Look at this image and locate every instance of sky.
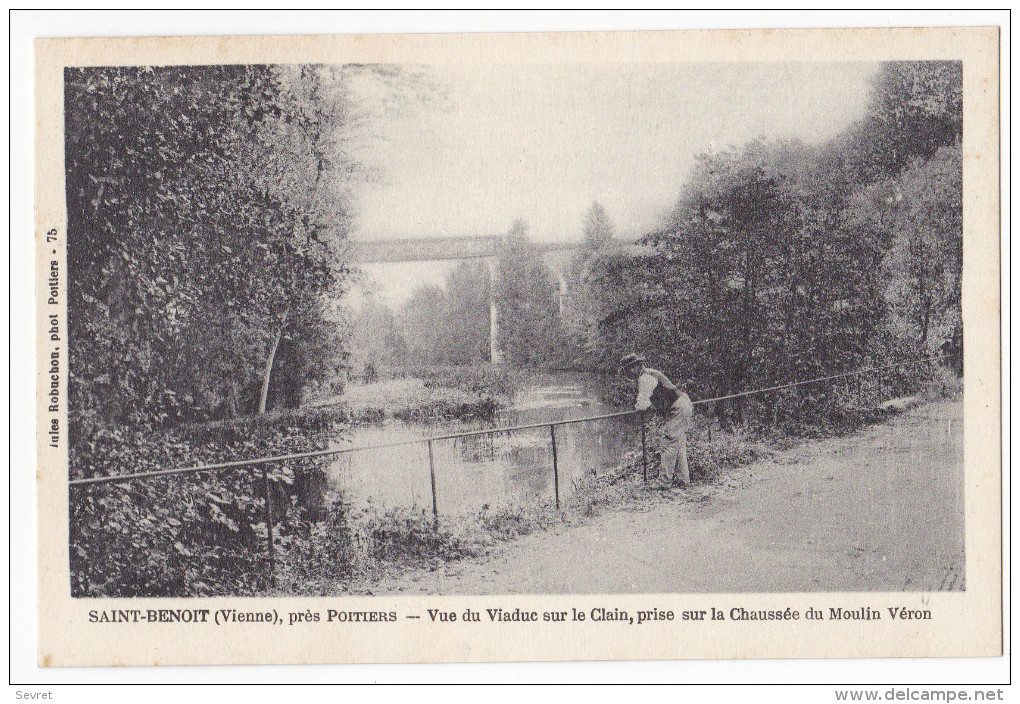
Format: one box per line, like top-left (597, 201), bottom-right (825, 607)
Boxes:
top-left (346, 62), bottom-right (879, 305)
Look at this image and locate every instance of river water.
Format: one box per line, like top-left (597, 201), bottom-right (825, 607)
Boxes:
top-left (326, 373), bottom-right (641, 515)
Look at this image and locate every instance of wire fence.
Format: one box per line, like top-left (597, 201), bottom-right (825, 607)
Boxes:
top-left (69, 354), bottom-right (948, 590)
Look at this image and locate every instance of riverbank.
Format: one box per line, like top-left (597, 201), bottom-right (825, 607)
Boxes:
top-left (297, 410), bottom-right (795, 595)
top-left (71, 363), bottom-right (959, 597)
top-left (308, 363), bottom-right (524, 424)
top-left (348, 396), bottom-right (964, 594)
top-left (70, 364), bottom-right (529, 596)
top-left (309, 379), bottom-right (959, 596)
top-left (312, 378), bottom-right (500, 424)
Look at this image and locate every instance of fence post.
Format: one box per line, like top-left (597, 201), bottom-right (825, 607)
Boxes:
top-left (427, 439), bottom-right (438, 524)
top-left (640, 415), bottom-right (648, 482)
top-left (549, 424), bottom-right (560, 510)
top-left (261, 464), bottom-right (276, 590)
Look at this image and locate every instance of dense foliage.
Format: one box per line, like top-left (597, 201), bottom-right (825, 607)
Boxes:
top-left (70, 412), bottom-right (343, 596)
top-left (66, 65), bottom-right (356, 445)
top-left (350, 261), bottom-right (491, 373)
top-left (67, 60), bottom-right (965, 597)
top-left (360, 218), bottom-right (566, 370)
top-left (569, 61), bottom-right (963, 424)
top-left (493, 220), bottom-right (565, 365)
top-left (66, 65), bottom-right (371, 595)
top-left (349, 296), bottom-right (409, 377)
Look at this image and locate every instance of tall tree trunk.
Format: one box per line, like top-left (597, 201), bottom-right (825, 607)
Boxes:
top-left (258, 312), bottom-right (288, 415)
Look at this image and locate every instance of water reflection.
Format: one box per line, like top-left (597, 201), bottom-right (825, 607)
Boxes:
top-left (327, 375), bottom-right (639, 515)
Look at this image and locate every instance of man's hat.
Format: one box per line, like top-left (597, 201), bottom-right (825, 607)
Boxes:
top-left (618, 353), bottom-right (645, 372)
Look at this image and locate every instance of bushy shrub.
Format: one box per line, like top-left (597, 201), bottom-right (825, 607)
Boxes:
top-left (69, 408), bottom-right (350, 597)
top-left (362, 509), bottom-right (474, 563)
top-left (407, 363), bottom-right (523, 399)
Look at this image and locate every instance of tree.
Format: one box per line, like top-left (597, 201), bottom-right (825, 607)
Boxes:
top-left (591, 136), bottom-right (887, 400)
top-left (443, 262), bottom-right (492, 363)
top-left (575, 61), bottom-right (963, 425)
top-left (350, 296), bottom-right (407, 376)
top-left (580, 201), bottom-right (614, 256)
top-left (252, 66), bottom-right (362, 411)
top-left (400, 285), bottom-right (448, 365)
top-left (881, 146), bottom-right (963, 352)
top-left (64, 65), bottom-right (362, 443)
top-left (564, 202), bottom-right (615, 336)
top-left (493, 220), bottom-right (564, 366)
top-left (846, 61), bottom-right (962, 180)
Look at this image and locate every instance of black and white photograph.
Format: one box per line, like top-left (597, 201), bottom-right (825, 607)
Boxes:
top-left (27, 22), bottom-right (1001, 671)
top-left (64, 58), bottom-right (966, 598)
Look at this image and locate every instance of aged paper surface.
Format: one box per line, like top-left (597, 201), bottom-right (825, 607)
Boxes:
top-left (35, 27), bottom-right (1000, 666)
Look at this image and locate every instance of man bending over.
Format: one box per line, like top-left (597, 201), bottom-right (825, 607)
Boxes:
top-left (619, 353), bottom-right (694, 487)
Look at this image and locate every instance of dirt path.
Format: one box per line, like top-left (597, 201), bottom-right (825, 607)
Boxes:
top-left (365, 398), bottom-right (964, 594)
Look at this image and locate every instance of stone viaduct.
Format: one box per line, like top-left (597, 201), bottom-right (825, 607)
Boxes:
top-left (349, 235), bottom-right (647, 363)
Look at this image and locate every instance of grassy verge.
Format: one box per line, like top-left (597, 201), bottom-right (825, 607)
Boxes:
top-left (300, 376), bottom-right (961, 595)
top-left (309, 363), bottom-right (522, 424)
top-left (74, 365), bottom-right (959, 597)
top-left (71, 364), bottom-right (521, 596)
top-left (268, 414), bottom-right (777, 595)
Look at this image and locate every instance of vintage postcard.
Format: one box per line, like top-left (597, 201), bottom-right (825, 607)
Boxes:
top-left (35, 27), bottom-right (1000, 666)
